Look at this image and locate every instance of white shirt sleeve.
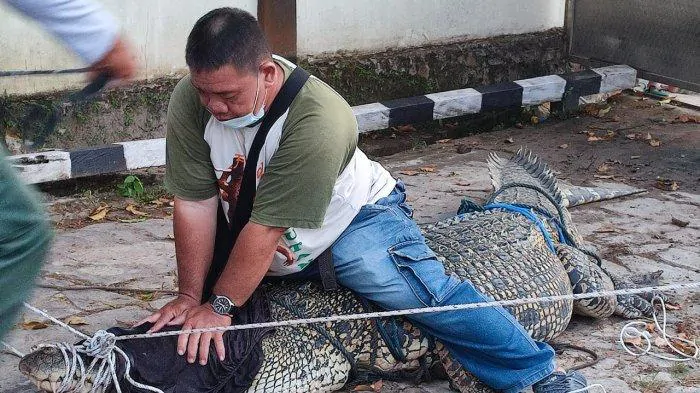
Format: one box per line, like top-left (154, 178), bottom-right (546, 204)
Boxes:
top-left (4, 0), bottom-right (119, 64)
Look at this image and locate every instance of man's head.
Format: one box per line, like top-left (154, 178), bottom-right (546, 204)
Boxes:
top-left (186, 8), bottom-right (277, 122)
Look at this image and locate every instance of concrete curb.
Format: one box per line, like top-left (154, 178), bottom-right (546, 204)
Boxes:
top-left (7, 65), bottom-right (636, 184)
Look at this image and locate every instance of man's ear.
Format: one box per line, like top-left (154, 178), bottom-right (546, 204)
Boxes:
top-left (260, 60), bottom-right (277, 86)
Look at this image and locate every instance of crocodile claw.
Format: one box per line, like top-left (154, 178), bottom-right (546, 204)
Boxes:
top-left (604, 269), bottom-right (666, 319)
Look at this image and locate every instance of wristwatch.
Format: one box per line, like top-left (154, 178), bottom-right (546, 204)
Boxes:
top-left (208, 294), bottom-right (239, 318)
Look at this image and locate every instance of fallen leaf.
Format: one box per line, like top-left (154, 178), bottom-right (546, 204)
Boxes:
top-left (654, 336), bottom-right (668, 348)
top-left (455, 182), bottom-right (472, 186)
top-left (353, 380), bottom-right (383, 392)
top-left (665, 303), bottom-right (681, 310)
top-left (21, 321), bottom-right (48, 330)
top-left (139, 292), bottom-right (155, 301)
top-left (593, 174), bottom-right (615, 179)
top-left (504, 137), bottom-right (514, 144)
top-left (631, 155), bottom-right (641, 159)
top-left (659, 97), bottom-right (672, 105)
top-left (395, 125), bottom-right (416, 133)
top-left (399, 170), bottom-right (419, 176)
top-left (64, 316), bottom-right (88, 326)
top-left (587, 136), bottom-right (603, 142)
top-left (88, 204), bottom-right (109, 221)
top-left (419, 166), bottom-right (435, 173)
top-left (674, 114), bottom-right (691, 123)
top-left (623, 336), bottom-right (642, 346)
top-left (597, 164), bottom-right (612, 173)
top-left (597, 106), bottom-right (611, 117)
top-left (126, 204), bottom-right (149, 216)
top-left (559, 144), bottom-right (568, 149)
top-left (646, 323), bottom-right (656, 333)
top-left (436, 139), bottom-right (452, 144)
top-left (671, 218), bottom-right (689, 227)
top-left (644, 133), bottom-right (653, 140)
top-left (672, 114), bottom-right (699, 123)
top-left (649, 139), bottom-right (661, 147)
top-left (594, 225), bottom-right (619, 233)
top-left (656, 178), bottom-right (679, 191)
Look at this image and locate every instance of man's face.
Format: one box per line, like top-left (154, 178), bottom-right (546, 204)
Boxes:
top-left (190, 64), bottom-right (261, 122)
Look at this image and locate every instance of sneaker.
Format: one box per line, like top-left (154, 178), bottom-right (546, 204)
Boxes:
top-left (532, 370), bottom-right (588, 393)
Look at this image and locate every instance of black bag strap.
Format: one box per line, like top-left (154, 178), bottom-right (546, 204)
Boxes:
top-left (230, 66), bottom-right (310, 239)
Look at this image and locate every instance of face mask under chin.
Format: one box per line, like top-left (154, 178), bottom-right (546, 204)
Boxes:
top-left (219, 73), bottom-right (267, 129)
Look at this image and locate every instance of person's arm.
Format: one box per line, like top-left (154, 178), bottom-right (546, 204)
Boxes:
top-left (139, 196), bottom-right (219, 333)
top-left (4, 0), bottom-right (136, 79)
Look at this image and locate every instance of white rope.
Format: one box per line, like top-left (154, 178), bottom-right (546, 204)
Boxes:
top-left (16, 281), bottom-right (700, 393)
top-left (34, 331), bottom-right (163, 393)
top-left (21, 304), bottom-right (162, 393)
top-left (1, 340), bottom-right (25, 357)
top-left (103, 281), bottom-right (700, 341)
top-left (620, 295), bottom-right (699, 362)
top-left (571, 384), bottom-right (607, 393)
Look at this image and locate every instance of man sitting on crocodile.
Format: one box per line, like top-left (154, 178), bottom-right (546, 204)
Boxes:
top-left (17, 8), bottom-right (664, 393)
top-left (144, 8), bottom-right (587, 393)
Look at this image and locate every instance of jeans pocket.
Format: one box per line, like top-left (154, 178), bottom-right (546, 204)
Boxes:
top-left (389, 240), bottom-right (459, 307)
top-left (397, 201), bottom-right (414, 218)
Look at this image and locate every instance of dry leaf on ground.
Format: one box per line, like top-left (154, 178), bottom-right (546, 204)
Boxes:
top-left (64, 316), bottom-right (89, 326)
top-left (559, 144), bottom-right (568, 149)
top-left (654, 336), bottom-right (668, 348)
top-left (597, 164), bottom-right (612, 173)
top-left (126, 204), bottom-right (149, 216)
top-left (21, 321), bottom-right (49, 330)
top-left (419, 166), bottom-right (435, 173)
top-left (399, 170), bottom-right (419, 176)
top-left (395, 125), bottom-right (416, 133)
top-left (672, 114), bottom-right (699, 123)
top-left (623, 336), bottom-right (642, 346)
top-left (437, 139), bottom-right (452, 144)
top-left (649, 139), bottom-right (661, 147)
top-left (656, 179), bottom-right (680, 191)
top-left (353, 380), bottom-right (383, 392)
top-left (88, 204), bottom-right (109, 221)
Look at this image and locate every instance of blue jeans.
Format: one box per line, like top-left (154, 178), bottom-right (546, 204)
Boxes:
top-left (331, 181), bottom-right (555, 393)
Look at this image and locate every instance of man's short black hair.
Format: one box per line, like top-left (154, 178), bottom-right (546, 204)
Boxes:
top-left (186, 8), bottom-right (271, 73)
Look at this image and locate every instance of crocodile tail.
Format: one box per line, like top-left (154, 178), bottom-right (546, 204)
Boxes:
top-left (559, 184), bottom-right (647, 207)
top-left (487, 147), bottom-right (566, 209)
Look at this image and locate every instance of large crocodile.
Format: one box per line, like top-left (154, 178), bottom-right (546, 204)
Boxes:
top-left (18, 150), bottom-right (659, 393)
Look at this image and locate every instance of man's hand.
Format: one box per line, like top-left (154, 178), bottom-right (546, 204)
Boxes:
top-left (177, 304), bottom-right (231, 365)
top-left (89, 36), bottom-right (138, 81)
top-left (135, 294), bottom-right (199, 333)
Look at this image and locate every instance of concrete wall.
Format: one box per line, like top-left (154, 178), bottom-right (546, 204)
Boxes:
top-left (297, 0), bottom-right (565, 55)
top-left (0, 0), bottom-right (565, 95)
top-left (0, 0), bottom-right (256, 95)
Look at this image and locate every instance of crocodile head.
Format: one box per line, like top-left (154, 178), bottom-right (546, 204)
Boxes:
top-left (19, 346), bottom-right (106, 393)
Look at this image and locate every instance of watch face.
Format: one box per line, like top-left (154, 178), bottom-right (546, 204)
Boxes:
top-left (212, 296), bottom-right (231, 315)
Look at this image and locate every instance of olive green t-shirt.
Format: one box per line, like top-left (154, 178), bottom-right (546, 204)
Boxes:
top-left (164, 58), bottom-right (357, 229)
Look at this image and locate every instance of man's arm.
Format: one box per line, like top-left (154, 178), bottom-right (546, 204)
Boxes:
top-left (212, 222), bottom-right (286, 306)
top-left (4, 0), bottom-right (136, 79)
top-left (174, 221), bottom-right (285, 365)
top-left (139, 196), bottom-right (218, 333)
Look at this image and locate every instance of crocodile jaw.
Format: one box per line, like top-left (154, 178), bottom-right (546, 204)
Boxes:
top-left (18, 346), bottom-right (103, 393)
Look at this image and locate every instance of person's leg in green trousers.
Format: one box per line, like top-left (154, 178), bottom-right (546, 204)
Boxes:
top-left (0, 150), bottom-right (52, 338)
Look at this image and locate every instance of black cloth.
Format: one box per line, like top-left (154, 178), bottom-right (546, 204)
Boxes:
top-left (109, 289), bottom-right (272, 393)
